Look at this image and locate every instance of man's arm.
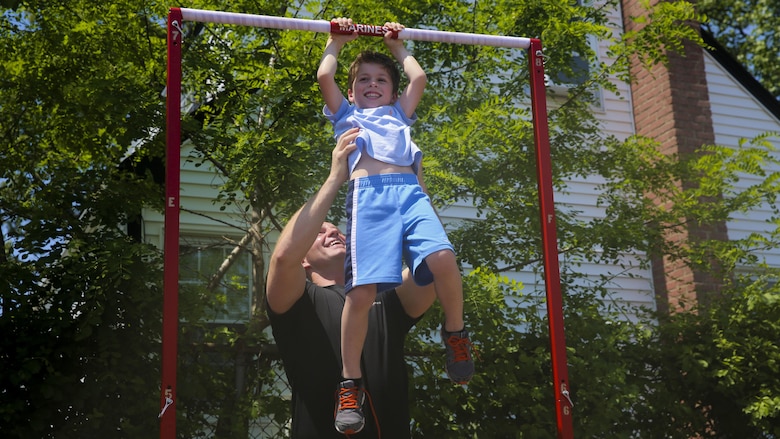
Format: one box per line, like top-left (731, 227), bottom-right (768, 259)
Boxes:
top-left (383, 22), bottom-right (427, 119)
top-left (266, 128), bottom-right (358, 314)
top-left (317, 17), bottom-right (357, 114)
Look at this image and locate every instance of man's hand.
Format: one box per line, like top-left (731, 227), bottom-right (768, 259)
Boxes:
top-left (330, 127), bottom-right (359, 184)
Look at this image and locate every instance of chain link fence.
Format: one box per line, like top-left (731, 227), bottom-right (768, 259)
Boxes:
top-left (177, 331), bottom-right (295, 439)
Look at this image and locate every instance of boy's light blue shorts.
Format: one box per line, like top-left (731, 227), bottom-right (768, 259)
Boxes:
top-left (344, 173), bottom-right (454, 293)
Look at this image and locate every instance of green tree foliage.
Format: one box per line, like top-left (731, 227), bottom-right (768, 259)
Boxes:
top-left (2, 0), bottom-right (779, 437)
top-left (699, 0), bottom-right (780, 99)
top-left (650, 135), bottom-right (780, 437)
top-left (410, 131), bottom-right (780, 436)
top-left (1, 0), bottom-right (168, 437)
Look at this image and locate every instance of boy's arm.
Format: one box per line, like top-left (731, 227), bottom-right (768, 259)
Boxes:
top-left (317, 17), bottom-right (357, 114)
top-left (384, 22), bottom-right (427, 119)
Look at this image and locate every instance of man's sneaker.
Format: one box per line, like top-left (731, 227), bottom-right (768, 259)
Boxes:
top-left (334, 379), bottom-right (365, 434)
top-left (442, 327), bottom-right (475, 384)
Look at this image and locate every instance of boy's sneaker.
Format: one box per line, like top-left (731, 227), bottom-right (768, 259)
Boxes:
top-left (334, 379), bottom-right (365, 434)
top-left (442, 327), bottom-right (475, 384)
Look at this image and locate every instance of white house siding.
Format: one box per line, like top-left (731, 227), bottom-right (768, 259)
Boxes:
top-left (142, 145), bottom-right (251, 248)
top-left (444, 3), bottom-right (657, 318)
top-left (704, 52), bottom-right (780, 268)
top-left (533, 1), bottom-right (655, 317)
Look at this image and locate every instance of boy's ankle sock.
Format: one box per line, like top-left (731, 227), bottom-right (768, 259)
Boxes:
top-left (342, 377), bottom-right (362, 387)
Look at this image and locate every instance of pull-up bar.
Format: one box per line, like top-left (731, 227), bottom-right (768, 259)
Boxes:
top-left (163, 7), bottom-right (572, 439)
top-left (177, 8), bottom-right (532, 49)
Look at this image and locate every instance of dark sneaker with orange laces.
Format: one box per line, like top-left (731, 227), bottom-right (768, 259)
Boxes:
top-left (442, 327), bottom-right (475, 384)
top-left (334, 379), bottom-right (365, 434)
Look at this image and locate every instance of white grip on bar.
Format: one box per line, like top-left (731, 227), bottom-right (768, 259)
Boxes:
top-left (180, 8), bottom-right (331, 33)
top-left (399, 27), bottom-right (530, 48)
top-left (178, 8), bottom-right (531, 49)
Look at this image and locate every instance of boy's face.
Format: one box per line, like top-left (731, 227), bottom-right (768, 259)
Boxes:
top-left (348, 62), bottom-right (397, 109)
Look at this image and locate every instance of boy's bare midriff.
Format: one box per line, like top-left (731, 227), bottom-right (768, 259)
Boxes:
top-left (350, 154), bottom-right (415, 179)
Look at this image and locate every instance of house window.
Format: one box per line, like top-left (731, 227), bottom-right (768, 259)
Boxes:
top-left (546, 0), bottom-right (597, 92)
top-left (544, 33), bottom-right (603, 110)
top-left (552, 51), bottom-right (590, 87)
top-left (180, 239), bottom-right (253, 323)
top-left (545, 32), bottom-right (596, 91)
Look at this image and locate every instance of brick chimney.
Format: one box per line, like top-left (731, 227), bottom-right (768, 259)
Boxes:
top-left (620, 0), bottom-right (726, 314)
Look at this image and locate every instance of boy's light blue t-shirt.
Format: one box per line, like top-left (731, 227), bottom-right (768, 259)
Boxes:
top-left (324, 98), bottom-right (423, 174)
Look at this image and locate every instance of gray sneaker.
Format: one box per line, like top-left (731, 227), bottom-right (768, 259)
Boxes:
top-left (442, 327), bottom-right (475, 384)
top-left (334, 380), bottom-right (365, 434)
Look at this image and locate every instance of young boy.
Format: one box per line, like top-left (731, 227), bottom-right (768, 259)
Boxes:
top-left (317, 18), bottom-right (475, 435)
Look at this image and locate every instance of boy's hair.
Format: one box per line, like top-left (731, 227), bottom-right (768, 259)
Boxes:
top-left (347, 51), bottom-right (401, 95)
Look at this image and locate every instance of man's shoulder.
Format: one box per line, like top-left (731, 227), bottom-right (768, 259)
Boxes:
top-left (306, 280), bottom-right (345, 293)
top-left (305, 281), bottom-right (347, 304)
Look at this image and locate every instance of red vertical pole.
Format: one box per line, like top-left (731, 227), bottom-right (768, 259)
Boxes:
top-left (161, 7), bottom-right (183, 439)
top-left (527, 39), bottom-right (574, 439)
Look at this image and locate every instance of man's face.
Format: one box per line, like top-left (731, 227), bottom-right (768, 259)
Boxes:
top-left (348, 63), bottom-right (397, 109)
top-left (303, 222), bottom-right (346, 269)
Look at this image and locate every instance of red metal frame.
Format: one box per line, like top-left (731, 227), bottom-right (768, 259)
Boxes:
top-left (163, 9), bottom-right (572, 439)
top-left (528, 39), bottom-right (574, 438)
top-left (161, 7), bottom-right (183, 439)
